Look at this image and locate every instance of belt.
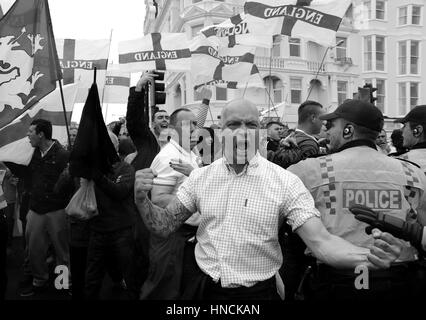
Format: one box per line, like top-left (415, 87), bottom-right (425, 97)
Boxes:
top-left (206, 276), bottom-right (276, 294)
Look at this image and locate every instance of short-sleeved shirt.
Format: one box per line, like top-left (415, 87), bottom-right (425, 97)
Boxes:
top-left (150, 139), bottom-right (201, 226)
top-left (177, 153), bottom-right (320, 288)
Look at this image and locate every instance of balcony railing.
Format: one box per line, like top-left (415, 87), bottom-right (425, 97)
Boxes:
top-left (255, 56), bottom-right (327, 73)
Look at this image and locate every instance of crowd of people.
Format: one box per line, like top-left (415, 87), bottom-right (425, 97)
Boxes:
top-left (1, 70), bottom-right (426, 301)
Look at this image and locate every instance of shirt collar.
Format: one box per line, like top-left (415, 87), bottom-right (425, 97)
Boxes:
top-left (40, 141), bottom-right (56, 158)
top-left (295, 128), bottom-right (318, 142)
top-left (168, 138), bottom-right (199, 164)
top-left (336, 139), bottom-right (377, 153)
top-left (222, 152), bottom-right (261, 176)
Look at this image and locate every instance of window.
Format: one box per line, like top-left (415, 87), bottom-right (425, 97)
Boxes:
top-left (336, 37), bottom-right (347, 60)
top-left (363, 35), bottom-right (385, 71)
top-left (364, 1), bottom-right (372, 19)
top-left (398, 83), bottom-right (406, 115)
top-left (412, 6), bottom-right (421, 25)
top-left (398, 82), bottom-right (420, 114)
top-left (290, 78), bottom-right (302, 104)
top-left (191, 24), bottom-right (204, 37)
top-left (376, 0), bottom-right (385, 20)
top-left (364, 36), bottom-right (373, 71)
top-left (410, 41), bottom-right (419, 74)
top-left (216, 87), bottom-right (227, 101)
top-left (398, 40), bottom-right (419, 75)
top-left (289, 38), bottom-right (301, 57)
top-left (410, 82), bottom-right (419, 108)
top-left (264, 76), bottom-right (283, 104)
top-left (398, 6), bottom-right (408, 25)
top-left (375, 36), bottom-right (385, 71)
top-left (376, 79), bottom-right (385, 112)
top-left (337, 81), bottom-right (348, 106)
top-left (272, 41), bottom-right (281, 57)
top-left (398, 41), bottom-right (407, 74)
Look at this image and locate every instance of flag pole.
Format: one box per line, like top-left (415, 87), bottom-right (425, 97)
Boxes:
top-left (58, 80), bottom-right (71, 148)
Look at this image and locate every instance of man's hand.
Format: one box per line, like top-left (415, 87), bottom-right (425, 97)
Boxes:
top-left (169, 158), bottom-right (194, 177)
top-left (367, 228), bottom-right (402, 269)
top-left (135, 71), bottom-right (157, 92)
top-left (280, 132), bottom-right (298, 148)
top-left (349, 204), bottom-right (424, 250)
top-left (135, 168), bottom-right (157, 202)
top-left (198, 86), bottom-right (212, 100)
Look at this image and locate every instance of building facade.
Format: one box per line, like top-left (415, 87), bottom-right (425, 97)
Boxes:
top-left (144, 0), bottom-right (425, 129)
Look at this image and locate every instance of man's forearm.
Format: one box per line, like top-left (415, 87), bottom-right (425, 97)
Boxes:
top-left (315, 234), bottom-right (371, 269)
top-left (135, 196), bottom-right (192, 238)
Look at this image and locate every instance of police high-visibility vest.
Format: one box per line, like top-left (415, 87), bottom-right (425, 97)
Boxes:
top-left (288, 145), bottom-right (426, 248)
top-left (397, 148), bottom-right (426, 176)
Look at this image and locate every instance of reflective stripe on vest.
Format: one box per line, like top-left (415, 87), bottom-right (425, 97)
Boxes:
top-left (319, 156), bottom-right (337, 215)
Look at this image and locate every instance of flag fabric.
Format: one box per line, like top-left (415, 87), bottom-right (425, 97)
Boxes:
top-left (241, 0), bottom-right (351, 47)
top-left (0, 83), bottom-right (78, 165)
top-left (55, 38), bottom-right (110, 103)
top-left (69, 83), bottom-right (119, 179)
top-left (118, 33), bottom-right (191, 72)
top-left (0, 0), bottom-right (62, 130)
top-left (103, 68), bottom-right (131, 104)
top-left (200, 13), bottom-right (273, 48)
top-left (190, 36), bottom-right (264, 90)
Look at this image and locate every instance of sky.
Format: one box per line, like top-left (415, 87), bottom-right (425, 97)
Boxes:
top-left (0, 0), bottom-right (146, 123)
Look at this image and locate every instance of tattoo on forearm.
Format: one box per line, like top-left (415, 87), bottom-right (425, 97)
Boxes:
top-left (137, 197), bottom-right (192, 236)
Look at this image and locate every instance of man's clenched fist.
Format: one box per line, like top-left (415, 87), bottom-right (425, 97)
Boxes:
top-left (134, 168), bottom-right (157, 202)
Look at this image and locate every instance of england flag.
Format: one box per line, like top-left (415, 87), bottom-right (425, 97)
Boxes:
top-left (118, 33), bottom-right (192, 72)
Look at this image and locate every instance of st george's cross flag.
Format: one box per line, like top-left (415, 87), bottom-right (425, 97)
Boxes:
top-left (190, 36), bottom-right (263, 90)
top-left (118, 33), bottom-right (191, 72)
top-left (0, 0), bottom-right (62, 130)
top-left (241, 0), bottom-right (352, 47)
top-left (55, 38), bottom-right (110, 103)
top-left (103, 68), bottom-right (131, 104)
top-left (200, 13), bottom-right (273, 49)
top-left (0, 83), bottom-right (78, 165)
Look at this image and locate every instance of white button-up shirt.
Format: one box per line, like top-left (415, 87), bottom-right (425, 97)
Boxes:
top-left (177, 153), bottom-right (320, 288)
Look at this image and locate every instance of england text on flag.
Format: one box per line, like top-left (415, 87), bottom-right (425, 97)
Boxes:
top-left (0, 83), bottom-right (78, 166)
top-left (201, 13), bottom-right (273, 49)
top-left (118, 33), bottom-right (191, 72)
top-left (0, 0), bottom-right (62, 130)
top-left (242, 0), bottom-right (351, 47)
top-left (190, 36), bottom-right (264, 90)
top-left (55, 38), bottom-right (110, 103)
top-left (103, 68), bottom-right (131, 104)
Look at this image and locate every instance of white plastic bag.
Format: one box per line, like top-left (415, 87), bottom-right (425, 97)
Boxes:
top-left (65, 178), bottom-right (98, 220)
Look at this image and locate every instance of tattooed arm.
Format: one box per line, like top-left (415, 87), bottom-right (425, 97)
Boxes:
top-left (134, 168), bottom-right (193, 237)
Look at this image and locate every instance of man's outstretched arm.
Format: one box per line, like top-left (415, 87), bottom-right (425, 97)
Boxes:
top-left (134, 168), bottom-right (193, 237)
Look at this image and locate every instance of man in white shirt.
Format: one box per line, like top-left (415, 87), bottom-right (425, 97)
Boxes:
top-left (134, 99), bottom-right (403, 300)
top-left (140, 108), bottom-right (201, 300)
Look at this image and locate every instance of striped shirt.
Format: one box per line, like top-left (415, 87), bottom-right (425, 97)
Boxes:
top-left (177, 153), bottom-right (320, 288)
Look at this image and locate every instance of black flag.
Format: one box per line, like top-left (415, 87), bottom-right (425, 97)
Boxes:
top-left (69, 83), bottom-right (119, 178)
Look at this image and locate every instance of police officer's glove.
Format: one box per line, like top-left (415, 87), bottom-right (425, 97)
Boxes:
top-left (349, 204), bottom-right (423, 251)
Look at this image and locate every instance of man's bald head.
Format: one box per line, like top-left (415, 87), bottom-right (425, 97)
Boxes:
top-left (221, 99), bottom-right (260, 128)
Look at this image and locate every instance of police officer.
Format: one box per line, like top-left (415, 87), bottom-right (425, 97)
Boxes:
top-left (395, 105), bottom-right (426, 174)
top-left (287, 99), bottom-right (426, 301)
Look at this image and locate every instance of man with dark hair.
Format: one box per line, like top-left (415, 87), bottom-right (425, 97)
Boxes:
top-left (395, 105), bottom-right (426, 173)
top-left (267, 101), bottom-right (324, 299)
top-left (268, 100), bottom-right (324, 168)
top-left (140, 107), bottom-right (200, 299)
top-left (388, 129), bottom-right (408, 157)
top-left (7, 119), bottom-right (70, 296)
top-left (266, 121), bottom-right (284, 152)
top-left (287, 100), bottom-right (426, 300)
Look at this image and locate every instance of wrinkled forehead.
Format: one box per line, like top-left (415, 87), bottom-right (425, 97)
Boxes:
top-left (154, 112), bottom-right (169, 119)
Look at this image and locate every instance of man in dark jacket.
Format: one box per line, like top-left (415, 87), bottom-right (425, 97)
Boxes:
top-left (7, 119), bottom-right (70, 296)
